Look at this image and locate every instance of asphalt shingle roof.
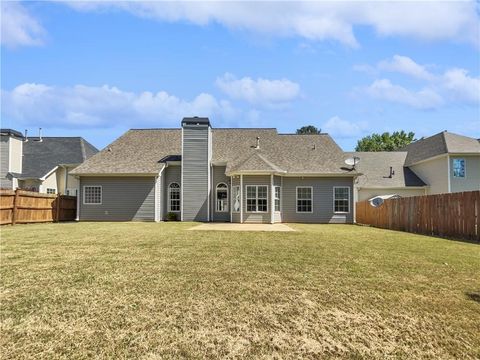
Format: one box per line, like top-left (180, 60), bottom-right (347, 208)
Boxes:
top-left (72, 128), bottom-right (355, 176)
top-left (20, 137), bottom-right (98, 179)
top-left (402, 131), bottom-right (480, 166)
top-left (348, 152), bottom-right (426, 188)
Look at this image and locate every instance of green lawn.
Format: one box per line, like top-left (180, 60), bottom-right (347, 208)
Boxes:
top-left (1, 222), bottom-right (479, 359)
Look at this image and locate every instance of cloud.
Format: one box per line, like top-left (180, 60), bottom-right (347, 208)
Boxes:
top-left (378, 55), bottom-right (434, 81)
top-left (1, 83), bottom-right (236, 128)
top-left (216, 73), bottom-right (300, 106)
top-left (357, 55), bottom-right (480, 109)
top-left (364, 79), bottom-right (444, 110)
top-left (322, 116), bottom-right (369, 138)
top-left (1, 1), bottom-right (46, 48)
top-left (61, 1), bottom-right (480, 47)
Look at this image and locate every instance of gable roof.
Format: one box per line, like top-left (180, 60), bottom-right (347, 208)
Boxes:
top-left (72, 128), bottom-right (356, 176)
top-left (402, 131), bottom-right (480, 166)
top-left (349, 152), bottom-right (426, 188)
top-left (19, 137), bottom-right (98, 179)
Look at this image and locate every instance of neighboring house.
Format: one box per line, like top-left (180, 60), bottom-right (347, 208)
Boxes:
top-left (351, 131), bottom-right (480, 201)
top-left (71, 117), bottom-right (358, 223)
top-left (349, 152), bottom-right (427, 202)
top-left (0, 129), bottom-right (98, 195)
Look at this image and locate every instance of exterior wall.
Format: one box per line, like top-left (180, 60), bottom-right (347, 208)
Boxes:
top-left (242, 175), bottom-right (272, 223)
top-left (9, 137), bottom-right (23, 174)
top-left (42, 171), bottom-right (58, 193)
top-left (18, 179), bottom-right (41, 192)
top-left (211, 165), bottom-right (230, 222)
top-left (410, 156), bottom-right (448, 195)
top-left (282, 177), bottom-right (354, 223)
top-left (79, 176), bottom-right (155, 221)
top-left (162, 165), bottom-right (181, 220)
top-left (0, 136), bottom-right (11, 188)
top-left (450, 155), bottom-right (480, 193)
top-left (182, 125), bottom-right (210, 221)
top-left (357, 187), bottom-right (426, 202)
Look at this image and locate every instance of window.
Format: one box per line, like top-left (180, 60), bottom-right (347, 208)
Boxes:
top-left (46, 188), bottom-right (56, 195)
top-left (274, 186), bottom-right (281, 212)
top-left (453, 158), bottom-right (465, 178)
top-left (232, 186), bottom-right (240, 213)
top-left (168, 183), bottom-right (181, 212)
top-left (296, 187), bottom-right (312, 213)
top-left (334, 187), bottom-right (350, 213)
top-left (246, 185), bottom-right (268, 212)
top-left (66, 188), bottom-right (78, 196)
top-left (216, 183), bottom-right (228, 212)
top-left (83, 186), bottom-right (102, 204)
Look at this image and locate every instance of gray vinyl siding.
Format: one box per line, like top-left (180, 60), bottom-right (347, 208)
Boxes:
top-left (182, 126), bottom-right (209, 221)
top-left (282, 177), bottom-right (354, 223)
top-left (162, 165), bottom-right (181, 220)
top-left (243, 175), bottom-right (271, 224)
top-left (79, 177), bottom-right (155, 221)
top-left (211, 165), bottom-right (230, 222)
top-left (0, 137), bottom-right (11, 188)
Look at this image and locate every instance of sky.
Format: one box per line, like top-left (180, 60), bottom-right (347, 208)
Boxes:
top-left (1, 1), bottom-right (479, 151)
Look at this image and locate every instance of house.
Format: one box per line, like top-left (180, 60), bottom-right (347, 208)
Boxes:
top-left (351, 131), bottom-right (480, 201)
top-left (71, 117), bottom-right (358, 223)
top-left (0, 129), bottom-right (98, 195)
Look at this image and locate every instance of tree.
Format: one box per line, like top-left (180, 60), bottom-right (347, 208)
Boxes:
top-left (296, 125), bottom-right (321, 135)
top-left (355, 131), bottom-right (416, 152)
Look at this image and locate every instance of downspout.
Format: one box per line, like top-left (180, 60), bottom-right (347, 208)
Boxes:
top-left (230, 176), bottom-right (233, 223)
top-left (447, 155), bottom-right (451, 193)
top-left (270, 174), bottom-right (274, 224)
top-left (75, 176), bottom-right (80, 221)
top-left (240, 174), bottom-right (244, 223)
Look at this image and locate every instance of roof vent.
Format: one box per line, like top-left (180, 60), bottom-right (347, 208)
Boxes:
top-left (34, 128), bottom-right (43, 142)
top-left (312, 144), bottom-right (316, 150)
top-left (24, 129), bottom-right (28, 142)
top-left (255, 136), bottom-right (260, 149)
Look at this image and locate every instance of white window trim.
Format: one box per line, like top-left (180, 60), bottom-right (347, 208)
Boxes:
top-left (452, 158), bottom-right (466, 178)
top-left (333, 186), bottom-right (350, 214)
top-left (215, 182), bottom-right (229, 213)
top-left (168, 182), bottom-right (181, 212)
top-left (232, 185), bottom-right (240, 213)
top-left (274, 185), bottom-right (281, 213)
top-left (245, 185), bottom-right (268, 213)
top-left (296, 186), bottom-right (313, 213)
top-left (83, 185), bottom-right (102, 205)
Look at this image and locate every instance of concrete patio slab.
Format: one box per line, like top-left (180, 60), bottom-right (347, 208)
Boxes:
top-left (188, 223), bottom-right (296, 232)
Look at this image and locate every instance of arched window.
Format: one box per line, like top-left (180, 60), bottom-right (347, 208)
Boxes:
top-left (168, 183), bottom-right (181, 212)
top-left (216, 183), bottom-right (228, 212)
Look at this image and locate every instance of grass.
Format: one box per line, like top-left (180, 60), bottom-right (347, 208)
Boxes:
top-left (1, 222), bottom-right (479, 359)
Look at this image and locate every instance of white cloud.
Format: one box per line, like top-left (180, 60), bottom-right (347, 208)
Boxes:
top-left (442, 68), bottom-right (480, 104)
top-left (61, 1), bottom-right (480, 47)
top-left (1, 83), bottom-right (236, 128)
top-left (322, 116), bottom-right (369, 138)
top-left (364, 79), bottom-right (444, 109)
top-left (1, 1), bottom-right (45, 47)
top-left (378, 55), bottom-right (434, 81)
top-left (357, 55), bottom-right (480, 109)
top-left (216, 73), bottom-right (300, 106)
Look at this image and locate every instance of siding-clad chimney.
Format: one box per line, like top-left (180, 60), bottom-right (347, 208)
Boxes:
top-left (181, 117), bottom-right (211, 221)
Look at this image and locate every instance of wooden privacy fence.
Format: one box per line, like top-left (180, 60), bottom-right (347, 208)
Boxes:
top-left (0, 189), bottom-right (77, 225)
top-left (356, 191), bottom-right (480, 241)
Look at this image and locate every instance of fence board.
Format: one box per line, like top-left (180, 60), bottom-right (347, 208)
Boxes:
top-left (0, 189), bottom-right (77, 225)
top-left (356, 191), bottom-right (480, 242)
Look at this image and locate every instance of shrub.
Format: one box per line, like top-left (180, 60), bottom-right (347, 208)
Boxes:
top-left (166, 212), bottom-right (177, 221)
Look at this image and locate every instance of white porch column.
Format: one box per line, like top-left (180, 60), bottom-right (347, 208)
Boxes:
top-left (240, 174), bottom-right (244, 223)
top-left (230, 176), bottom-right (233, 223)
top-left (270, 174), bottom-right (274, 224)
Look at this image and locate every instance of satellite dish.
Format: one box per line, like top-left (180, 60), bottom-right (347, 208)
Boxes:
top-left (369, 197), bottom-right (384, 208)
top-left (345, 156), bottom-right (360, 167)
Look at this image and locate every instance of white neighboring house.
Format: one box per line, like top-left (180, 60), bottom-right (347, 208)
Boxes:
top-left (0, 129), bottom-right (98, 195)
top-left (350, 131), bottom-right (480, 202)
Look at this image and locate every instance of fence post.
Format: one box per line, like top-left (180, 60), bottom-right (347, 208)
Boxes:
top-left (11, 189), bottom-right (19, 225)
top-left (55, 195), bottom-right (61, 222)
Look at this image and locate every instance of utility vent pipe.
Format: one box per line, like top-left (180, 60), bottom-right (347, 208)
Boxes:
top-left (24, 129), bottom-right (28, 142)
top-left (255, 136), bottom-right (260, 149)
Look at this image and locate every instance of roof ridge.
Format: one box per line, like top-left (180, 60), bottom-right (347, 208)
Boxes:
top-left (440, 131), bottom-right (449, 153)
top-left (79, 138), bottom-right (87, 161)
